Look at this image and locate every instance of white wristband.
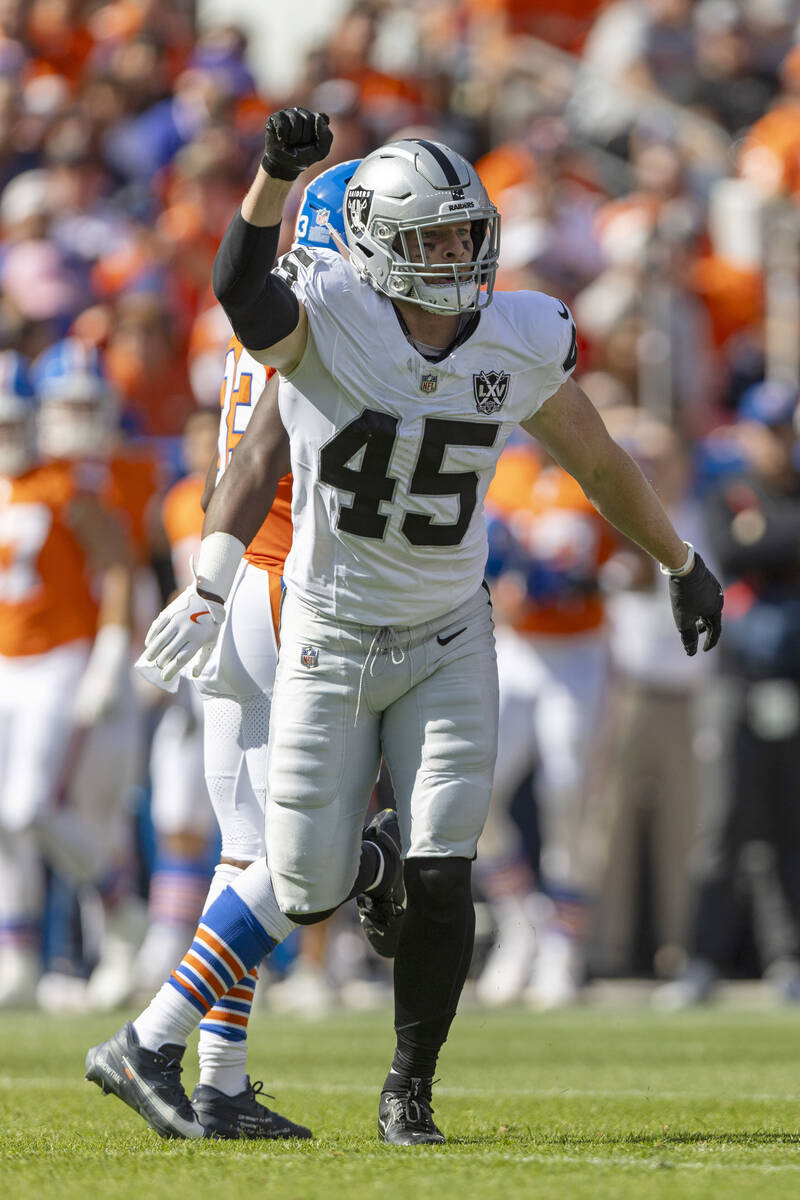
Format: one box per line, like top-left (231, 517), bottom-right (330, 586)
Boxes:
top-left (194, 531), bottom-right (246, 601)
top-left (659, 541), bottom-right (695, 577)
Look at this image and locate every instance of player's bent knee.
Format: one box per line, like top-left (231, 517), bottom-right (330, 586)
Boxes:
top-left (283, 906), bottom-right (337, 926)
top-left (404, 856), bottom-right (472, 912)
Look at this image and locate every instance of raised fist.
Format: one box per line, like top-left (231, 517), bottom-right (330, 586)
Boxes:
top-left (262, 107), bottom-right (333, 181)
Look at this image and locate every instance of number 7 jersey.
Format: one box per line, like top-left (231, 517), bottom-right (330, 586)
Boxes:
top-left (278, 248), bottom-right (577, 627)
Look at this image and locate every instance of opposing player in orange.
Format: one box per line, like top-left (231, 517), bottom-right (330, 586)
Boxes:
top-left (87, 160), bottom-right (400, 1141)
top-left (0, 350), bottom-right (135, 1007)
top-left (31, 338), bottom-right (164, 1011)
top-left (476, 435), bottom-right (617, 1009)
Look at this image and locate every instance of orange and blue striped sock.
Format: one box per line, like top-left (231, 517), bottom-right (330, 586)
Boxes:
top-left (133, 887), bottom-right (274, 1050)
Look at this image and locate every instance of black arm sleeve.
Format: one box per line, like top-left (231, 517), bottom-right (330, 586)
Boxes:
top-left (212, 211), bottom-right (300, 352)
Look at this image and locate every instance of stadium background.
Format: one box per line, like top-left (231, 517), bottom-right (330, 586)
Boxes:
top-left (2, 0), bottom-right (800, 1014)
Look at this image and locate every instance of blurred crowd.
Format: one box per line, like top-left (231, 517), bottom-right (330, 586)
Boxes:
top-left (3, 0), bottom-right (800, 1015)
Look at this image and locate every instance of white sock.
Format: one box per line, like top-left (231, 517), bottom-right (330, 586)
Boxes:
top-left (198, 1032), bottom-right (249, 1097)
top-left (133, 977), bottom-right (202, 1051)
top-left (232, 858), bottom-right (297, 943)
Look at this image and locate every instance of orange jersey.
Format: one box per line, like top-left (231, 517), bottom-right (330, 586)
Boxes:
top-left (0, 462), bottom-right (101, 657)
top-left (217, 336), bottom-right (293, 574)
top-left (105, 448), bottom-right (161, 562)
top-left (64, 448), bottom-right (161, 565)
top-left (162, 473), bottom-right (204, 588)
top-left (487, 448), bottom-right (616, 636)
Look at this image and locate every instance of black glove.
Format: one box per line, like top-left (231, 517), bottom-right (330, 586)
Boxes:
top-left (261, 107), bottom-right (332, 181)
top-left (669, 551), bottom-right (724, 656)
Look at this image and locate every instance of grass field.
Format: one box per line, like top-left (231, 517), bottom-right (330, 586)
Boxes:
top-left (3, 1002), bottom-right (800, 1199)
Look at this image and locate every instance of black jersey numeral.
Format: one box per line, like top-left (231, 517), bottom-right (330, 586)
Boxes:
top-left (402, 418), bottom-right (499, 546)
top-left (274, 246), bottom-right (314, 285)
top-left (318, 409), bottom-right (499, 547)
top-left (562, 322), bottom-right (577, 373)
top-left (319, 410), bottom-right (398, 538)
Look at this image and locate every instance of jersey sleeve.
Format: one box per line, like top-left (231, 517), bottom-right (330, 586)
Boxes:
top-left (275, 247), bottom-right (362, 379)
top-left (517, 293), bottom-right (579, 420)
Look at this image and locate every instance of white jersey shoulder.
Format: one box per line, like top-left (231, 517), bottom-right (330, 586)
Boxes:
top-left (487, 290), bottom-right (578, 415)
top-left (277, 248), bottom-right (579, 626)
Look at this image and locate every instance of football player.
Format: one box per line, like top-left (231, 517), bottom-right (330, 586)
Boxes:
top-left (476, 437), bottom-right (618, 1009)
top-left (33, 339), bottom-right (155, 1011)
top-left (93, 109), bottom-right (723, 1145)
top-left (87, 160), bottom-right (398, 1141)
top-left (0, 350), bottom-right (135, 1007)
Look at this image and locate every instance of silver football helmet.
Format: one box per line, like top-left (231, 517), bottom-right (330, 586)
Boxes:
top-left (343, 139), bottom-right (500, 314)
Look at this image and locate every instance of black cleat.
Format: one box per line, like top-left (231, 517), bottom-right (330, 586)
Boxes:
top-left (378, 1077), bottom-right (446, 1145)
top-left (85, 1020), bottom-right (203, 1139)
top-left (357, 808), bottom-right (405, 958)
top-left (191, 1077), bottom-right (313, 1140)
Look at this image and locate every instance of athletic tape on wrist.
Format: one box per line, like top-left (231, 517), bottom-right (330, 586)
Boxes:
top-left (659, 541), bottom-right (695, 577)
top-left (195, 532), bottom-right (246, 602)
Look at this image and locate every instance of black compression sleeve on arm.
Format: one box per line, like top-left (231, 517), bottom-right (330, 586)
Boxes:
top-left (212, 211), bottom-right (299, 351)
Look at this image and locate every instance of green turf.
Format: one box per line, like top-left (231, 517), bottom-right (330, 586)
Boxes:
top-left (2, 1004), bottom-right (800, 1199)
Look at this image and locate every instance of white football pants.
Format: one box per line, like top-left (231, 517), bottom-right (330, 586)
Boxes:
top-left (194, 561), bottom-right (279, 861)
top-left (265, 584), bottom-right (499, 916)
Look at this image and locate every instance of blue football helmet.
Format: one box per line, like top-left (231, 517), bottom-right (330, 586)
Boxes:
top-left (0, 350), bottom-right (37, 476)
top-left (33, 338), bottom-right (118, 460)
top-left (294, 158), bottom-right (362, 250)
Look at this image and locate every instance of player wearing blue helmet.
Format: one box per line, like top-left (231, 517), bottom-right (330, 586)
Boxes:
top-left (87, 159), bottom-right (403, 1143)
top-left (0, 349), bottom-right (139, 1010)
top-left (294, 158), bottom-right (361, 250)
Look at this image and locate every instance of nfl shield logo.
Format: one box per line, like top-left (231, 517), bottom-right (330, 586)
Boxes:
top-left (473, 370), bottom-right (511, 415)
top-left (420, 373), bottom-right (438, 394)
top-left (300, 646), bottom-right (319, 669)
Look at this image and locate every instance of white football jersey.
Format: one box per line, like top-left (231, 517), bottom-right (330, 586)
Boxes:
top-left (278, 248), bottom-right (577, 627)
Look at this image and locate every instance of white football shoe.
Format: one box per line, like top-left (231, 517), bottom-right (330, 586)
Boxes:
top-left (526, 929), bottom-right (584, 1011)
top-left (475, 896), bottom-right (538, 1008)
top-left (85, 895), bottom-right (148, 1011)
top-left (0, 946), bottom-right (40, 1008)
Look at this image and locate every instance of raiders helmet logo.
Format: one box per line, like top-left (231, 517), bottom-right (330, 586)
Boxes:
top-left (473, 370), bottom-right (510, 415)
top-left (346, 185), bottom-right (373, 237)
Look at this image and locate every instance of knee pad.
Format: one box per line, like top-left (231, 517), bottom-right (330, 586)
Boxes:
top-left (404, 856), bottom-right (472, 914)
top-left (284, 906), bottom-right (337, 926)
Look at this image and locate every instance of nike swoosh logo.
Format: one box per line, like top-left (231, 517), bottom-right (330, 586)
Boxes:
top-left (436, 626), bottom-right (467, 646)
top-left (121, 1055), bottom-right (203, 1139)
top-left (557, 301), bottom-right (569, 320)
top-left (190, 610), bottom-right (211, 624)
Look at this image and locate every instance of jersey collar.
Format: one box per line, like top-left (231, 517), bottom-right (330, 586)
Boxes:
top-left (390, 304), bottom-right (481, 364)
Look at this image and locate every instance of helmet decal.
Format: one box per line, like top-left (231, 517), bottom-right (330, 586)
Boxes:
top-left (346, 185), bottom-right (373, 238)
